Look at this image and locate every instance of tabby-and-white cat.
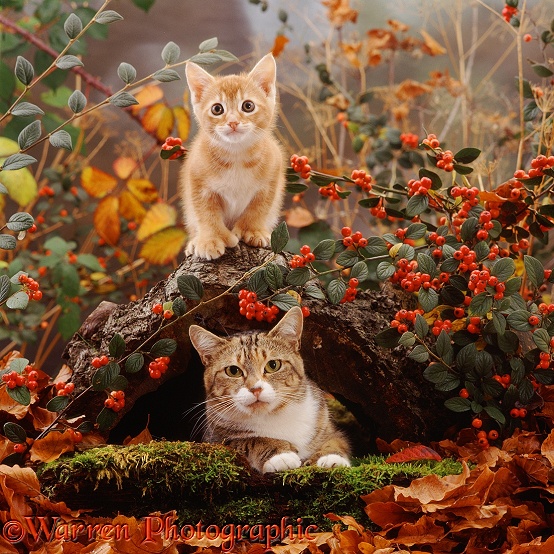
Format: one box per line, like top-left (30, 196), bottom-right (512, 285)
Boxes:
top-left (188, 306), bottom-right (351, 473)
top-left (179, 53), bottom-right (285, 261)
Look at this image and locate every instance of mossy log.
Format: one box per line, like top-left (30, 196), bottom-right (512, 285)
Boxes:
top-left (63, 243), bottom-right (457, 447)
top-left (39, 441), bottom-right (463, 529)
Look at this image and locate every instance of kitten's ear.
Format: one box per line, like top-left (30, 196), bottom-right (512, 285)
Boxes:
top-left (268, 306), bottom-right (303, 349)
top-left (189, 325), bottom-right (226, 365)
top-left (185, 62), bottom-right (215, 104)
top-left (248, 53), bottom-right (276, 99)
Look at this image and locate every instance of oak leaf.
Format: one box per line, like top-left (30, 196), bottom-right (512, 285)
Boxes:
top-left (137, 203), bottom-right (177, 241)
top-left (81, 166), bottom-right (118, 198)
top-left (94, 196), bottom-right (121, 245)
top-left (30, 430), bottom-right (75, 463)
top-left (139, 227), bottom-right (187, 265)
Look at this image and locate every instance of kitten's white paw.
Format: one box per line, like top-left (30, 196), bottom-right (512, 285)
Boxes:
top-left (316, 454), bottom-right (351, 468)
top-left (234, 228), bottom-right (270, 248)
top-left (186, 237), bottom-right (228, 260)
top-left (262, 452), bottom-right (302, 473)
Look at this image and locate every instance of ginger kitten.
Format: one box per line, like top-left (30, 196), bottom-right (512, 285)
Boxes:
top-left (180, 54), bottom-right (285, 260)
top-left (188, 307), bottom-right (351, 473)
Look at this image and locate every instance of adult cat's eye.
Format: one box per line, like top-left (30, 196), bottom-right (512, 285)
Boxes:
top-left (264, 360), bottom-right (282, 373)
top-left (224, 365), bottom-right (243, 377)
top-left (211, 103), bottom-right (224, 116)
top-left (241, 100), bottom-right (255, 113)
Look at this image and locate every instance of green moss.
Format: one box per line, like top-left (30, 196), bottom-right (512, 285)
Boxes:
top-left (39, 442), bottom-right (463, 530)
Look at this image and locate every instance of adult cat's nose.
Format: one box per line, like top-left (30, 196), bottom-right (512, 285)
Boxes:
top-left (250, 386), bottom-right (262, 399)
top-left (228, 121), bottom-right (239, 131)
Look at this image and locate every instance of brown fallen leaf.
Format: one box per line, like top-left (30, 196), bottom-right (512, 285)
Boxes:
top-left (30, 430), bottom-right (75, 463)
top-left (385, 445), bottom-right (441, 463)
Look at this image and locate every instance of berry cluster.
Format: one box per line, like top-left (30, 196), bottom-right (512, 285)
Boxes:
top-left (91, 355), bottom-right (110, 368)
top-left (350, 169), bottom-right (373, 192)
top-left (55, 381), bottom-right (75, 396)
top-left (341, 227), bottom-right (368, 248)
top-left (319, 183), bottom-right (342, 200)
top-left (475, 429), bottom-right (499, 450)
top-left (407, 176), bottom-right (432, 197)
top-left (2, 371), bottom-right (25, 389)
top-left (467, 267), bottom-right (506, 299)
top-left (290, 155), bottom-right (312, 179)
top-left (449, 186), bottom-right (481, 238)
top-left (104, 390), bottom-right (125, 412)
top-left (390, 308), bottom-right (425, 333)
top-left (148, 357), bottom-right (170, 379)
top-left (238, 289), bottom-right (279, 323)
top-left (467, 316), bottom-right (483, 335)
top-left (399, 132), bottom-right (419, 149)
top-left (501, 3), bottom-right (517, 22)
top-left (152, 303), bottom-right (173, 320)
top-left (536, 351), bottom-right (552, 370)
top-left (390, 258), bottom-right (449, 292)
top-left (67, 428), bottom-right (83, 443)
top-left (369, 199), bottom-right (388, 220)
top-left (452, 245), bottom-right (479, 272)
top-left (431, 318), bottom-right (452, 336)
top-left (514, 155), bottom-right (554, 179)
top-left (510, 407), bottom-right (527, 419)
top-left (161, 137), bottom-right (186, 160)
top-left (290, 245), bottom-right (315, 268)
top-left (340, 278), bottom-right (360, 304)
top-left (422, 134), bottom-right (455, 172)
top-left (19, 274), bottom-right (42, 301)
top-left (38, 185), bottom-right (55, 197)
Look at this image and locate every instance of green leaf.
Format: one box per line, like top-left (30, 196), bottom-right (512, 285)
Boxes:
top-left (211, 50), bottom-right (239, 63)
top-left (524, 255), bottom-right (544, 289)
top-left (362, 236), bottom-right (389, 257)
top-left (109, 333), bottom-right (126, 358)
top-left (398, 331), bottom-right (416, 347)
top-left (111, 375), bottom-right (129, 391)
top-left (96, 407), bottom-right (118, 431)
top-left (172, 297), bottom-right (186, 317)
top-left (418, 287), bottom-right (439, 313)
top-left (177, 274), bottom-right (204, 300)
top-left (6, 291), bottom-right (29, 310)
top-left (11, 102), bottom-right (44, 117)
top-left (409, 344), bottom-right (429, 363)
top-left (417, 253), bottom-right (437, 278)
top-left (423, 362), bottom-right (448, 384)
top-left (304, 285), bottom-right (325, 300)
top-left (0, 275), bottom-right (10, 303)
top-left (444, 397), bottom-right (472, 412)
top-left (125, 352), bottom-right (144, 374)
top-left (75, 253), bottom-right (103, 272)
top-left (327, 279), bottom-right (346, 304)
top-left (350, 261), bottom-right (369, 282)
top-left (109, 92), bottom-right (139, 108)
top-left (199, 37), bottom-right (218, 52)
top-left (18, 120), bottom-right (41, 150)
top-left (484, 405), bottom-right (506, 424)
top-left (376, 261), bottom-right (396, 280)
top-left (336, 250), bottom-right (360, 268)
top-left (55, 55), bottom-right (84, 70)
top-left (264, 263), bottom-right (283, 290)
top-left (270, 222), bottom-right (289, 253)
top-left (153, 69), bottom-right (181, 83)
top-left (492, 311), bottom-right (507, 335)
top-left (396, 243), bottom-right (416, 261)
top-left (491, 257), bottom-right (516, 282)
top-left (475, 350), bottom-right (493, 376)
top-left (92, 362), bottom-right (120, 391)
top-left (189, 53), bottom-right (224, 65)
top-left (46, 395), bottom-right (70, 412)
top-left (456, 343), bottom-right (477, 371)
top-left (532, 63), bottom-right (554, 77)
top-left (461, 217), bottom-right (478, 242)
top-left (58, 303), bottom-right (81, 340)
top-left (405, 194), bottom-right (429, 218)
top-left (418, 168), bottom-right (442, 190)
top-left (507, 310), bottom-right (533, 332)
top-left (64, 13), bottom-right (83, 39)
top-left (7, 212), bottom-right (33, 232)
top-left (436, 330), bottom-right (453, 362)
top-left (414, 314), bottom-right (429, 338)
top-left (498, 330), bottom-right (519, 353)
top-left (15, 56), bottom-right (34, 86)
top-left (435, 374), bottom-right (460, 392)
top-left (374, 327), bottom-right (401, 348)
top-left (49, 130), bottom-right (72, 151)
top-left (271, 293), bottom-right (299, 311)
top-left (161, 41), bottom-right (180, 64)
top-left (117, 62), bottom-right (137, 85)
top-left (454, 148), bottom-right (481, 164)
top-left (312, 239), bottom-right (335, 260)
top-left (3, 422), bottom-right (27, 443)
top-left (533, 328), bottom-right (551, 352)
top-left (469, 292), bottom-right (493, 316)
top-left (405, 223), bottom-right (427, 240)
top-left (60, 264), bottom-right (80, 297)
top-left (1, 153), bottom-right (36, 171)
top-left (286, 267), bottom-right (310, 286)
top-left (452, 164), bottom-right (473, 175)
top-left (7, 385), bottom-right (31, 406)
top-left (94, 10), bottom-right (124, 24)
top-left (150, 338), bottom-right (177, 357)
top-left (247, 269), bottom-right (268, 296)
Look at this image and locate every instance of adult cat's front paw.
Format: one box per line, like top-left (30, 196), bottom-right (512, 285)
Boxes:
top-left (316, 454), bottom-right (351, 468)
top-left (186, 233), bottom-right (238, 260)
top-left (233, 227), bottom-right (270, 248)
top-left (262, 451), bottom-right (302, 473)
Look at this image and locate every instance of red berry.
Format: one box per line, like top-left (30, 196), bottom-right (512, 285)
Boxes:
top-left (459, 388), bottom-right (469, 399)
top-left (27, 380), bottom-right (38, 391)
top-left (152, 303), bottom-right (163, 315)
top-left (73, 431), bottom-right (83, 443)
top-left (301, 306), bottom-right (310, 318)
top-left (13, 443), bottom-right (26, 453)
top-left (104, 398), bottom-right (115, 408)
top-left (91, 357), bottom-right (102, 368)
top-left (488, 430), bottom-right (499, 440)
top-left (341, 227), bottom-right (352, 237)
top-left (149, 368), bottom-right (162, 379)
top-left (528, 315), bottom-right (540, 326)
top-left (163, 310), bottom-right (173, 319)
top-left (100, 355), bottom-right (109, 366)
top-left (472, 418), bottom-right (483, 429)
top-left (510, 408), bottom-right (520, 418)
top-left (300, 245), bottom-right (311, 256)
top-left (64, 382), bottom-right (75, 394)
top-left (348, 278), bottom-right (359, 288)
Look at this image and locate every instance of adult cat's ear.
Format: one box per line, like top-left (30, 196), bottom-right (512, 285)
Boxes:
top-left (268, 306), bottom-right (303, 349)
top-left (185, 62), bottom-right (215, 104)
top-left (248, 53), bottom-right (276, 99)
top-left (189, 325), bottom-right (226, 364)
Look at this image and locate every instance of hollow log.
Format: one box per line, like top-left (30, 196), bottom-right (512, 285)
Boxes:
top-left (63, 243), bottom-right (457, 448)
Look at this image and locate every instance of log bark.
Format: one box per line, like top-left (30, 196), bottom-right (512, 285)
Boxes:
top-left (63, 243), bottom-right (456, 447)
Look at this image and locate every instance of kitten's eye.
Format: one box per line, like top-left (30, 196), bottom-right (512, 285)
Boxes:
top-left (264, 360), bottom-right (282, 373)
top-left (224, 365), bottom-right (243, 378)
top-left (211, 103), bottom-right (225, 116)
top-left (241, 100), bottom-right (255, 113)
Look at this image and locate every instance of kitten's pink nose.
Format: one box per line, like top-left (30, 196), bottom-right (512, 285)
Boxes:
top-left (228, 121), bottom-right (239, 131)
top-left (250, 387), bottom-right (262, 399)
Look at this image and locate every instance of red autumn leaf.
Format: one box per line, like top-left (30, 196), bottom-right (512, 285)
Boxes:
top-left (271, 35), bottom-right (290, 58)
top-left (385, 445), bottom-right (442, 463)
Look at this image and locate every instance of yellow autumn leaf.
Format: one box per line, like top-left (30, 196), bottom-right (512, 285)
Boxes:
top-left (127, 178), bottom-right (158, 203)
top-left (173, 105), bottom-right (191, 142)
top-left (130, 84), bottom-right (164, 115)
top-left (0, 164), bottom-right (37, 206)
top-left (94, 196), bottom-right (121, 245)
top-left (81, 166), bottom-right (118, 198)
top-left (137, 203), bottom-right (177, 241)
top-left (420, 30), bottom-right (447, 56)
top-left (113, 156), bottom-right (137, 180)
top-left (119, 190), bottom-right (147, 223)
top-left (141, 103), bottom-right (175, 142)
top-left (0, 137), bottom-right (18, 156)
top-left (139, 227), bottom-right (187, 265)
